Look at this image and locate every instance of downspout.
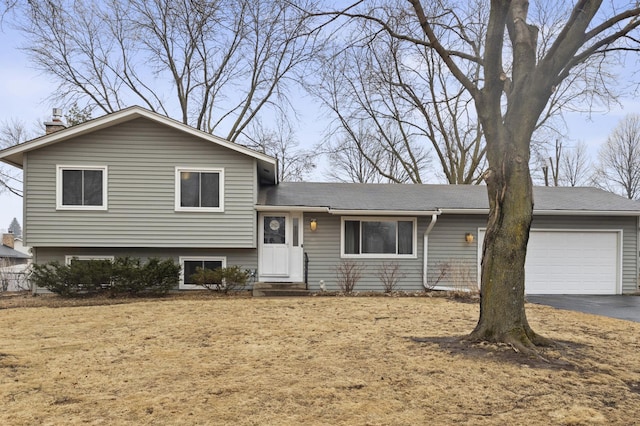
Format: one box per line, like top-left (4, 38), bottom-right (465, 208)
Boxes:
top-left (423, 213), bottom-right (439, 290)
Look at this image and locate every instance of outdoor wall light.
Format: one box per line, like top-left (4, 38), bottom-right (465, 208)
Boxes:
top-left (310, 219), bottom-right (317, 232)
top-left (465, 233), bottom-right (474, 243)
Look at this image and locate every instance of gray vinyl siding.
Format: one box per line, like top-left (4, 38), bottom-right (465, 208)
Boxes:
top-left (303, 213), bottom-right (427, 292)
top-left (428, 214), bottom-right (638, 294)
top-left (32, 246), bottom-right (258, 292)
top-left (426, 215), bottom-right (485, 291)
top-left (25, 118), bottom-right (257, 248)
top-left (303, 213), bottom-right (638, 294)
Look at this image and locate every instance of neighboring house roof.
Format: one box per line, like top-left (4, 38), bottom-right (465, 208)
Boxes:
top-left (0, 245), bottom-right (31, 260)
top-left (258, 183), bottom-right (640, 216)
top-left (0, 106), bottom-right (278, 184)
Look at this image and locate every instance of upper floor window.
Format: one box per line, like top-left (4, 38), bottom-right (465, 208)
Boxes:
top-left (56, 166), bottom-right (108, 210)
top-left (341, 217), bottom-right (416, 258)
top-left (175, 167), bottom-right (224, 212)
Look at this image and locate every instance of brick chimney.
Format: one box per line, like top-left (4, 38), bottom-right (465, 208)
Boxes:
top-left (2, 231), bottom-right (15, 249)
top-left (44, 108), bottom-right (67, 134)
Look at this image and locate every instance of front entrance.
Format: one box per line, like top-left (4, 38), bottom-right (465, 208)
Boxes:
top-left (259, 212), bottom-right (303, 282)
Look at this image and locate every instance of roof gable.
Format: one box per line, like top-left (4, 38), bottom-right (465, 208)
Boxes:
top-left (0, 106), bottom-right (277, 184)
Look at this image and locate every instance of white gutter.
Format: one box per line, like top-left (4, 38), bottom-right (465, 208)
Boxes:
top-left (254, 205), bottom-right (441, 216)
top-left (328, 209), bottom-right (439, 216)
top-left (440, 208), bottom-right (640, 217)
top-left (423, 213), bottom-right (440, 290)
top-left (255, 205), bottom-right (330, 213)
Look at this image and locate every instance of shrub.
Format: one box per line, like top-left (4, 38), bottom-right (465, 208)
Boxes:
top-left (335, 260), bottom-right (364, 294)
top-left (109, 257), bottom-right (179, 296)
top-left (30, 257), bottom-right (180, 297)
top-left (376, 261), bottom-right (405, 293)
top-left (31, 259), bottom-right (112, 297)
top-left (190, 265), bottom-right (249, 293)
top-left (135, 257), bottom-right (180, 296)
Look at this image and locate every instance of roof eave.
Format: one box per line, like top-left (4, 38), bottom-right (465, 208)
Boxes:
top-left (255, 205), bottom-right (441, 216)
top-left (255, 205), bottom-right (330, 213)
top-left (440, 208), bottom-right (640, 216)
top-left (532, 209), bottom-right (640, 216)
top-left (328, 209), bottom-right (440, 216)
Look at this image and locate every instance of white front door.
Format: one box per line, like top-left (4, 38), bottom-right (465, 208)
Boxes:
top-left (259, 213), bottom-right (304, 282)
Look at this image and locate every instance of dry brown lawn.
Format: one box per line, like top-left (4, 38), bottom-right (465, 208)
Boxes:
top-left (1, 293), bottom-right (640, 425)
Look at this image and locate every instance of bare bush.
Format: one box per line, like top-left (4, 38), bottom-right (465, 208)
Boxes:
top-left (449, 259), bottom-right (477, 291)
top-left (376, 262), bottom-right (405, 293)
top-left (335, 260), bottom-right (364, 294)
top-left (427, 259), bottom-right (477, 292)
top-left (425, 261), bottom-right (451, 290)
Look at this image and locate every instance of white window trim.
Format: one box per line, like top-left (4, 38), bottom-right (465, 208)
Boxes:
top-left (175, 167), bottom-right (225, 212)
top-left (340, 216), bottom-right (418, 259)
top-left (65, 255), bottom-right (115, 265)
top-left (56, 165), bottom-right (108, 211)
top-left (179, 256), bottom-right (227, 290)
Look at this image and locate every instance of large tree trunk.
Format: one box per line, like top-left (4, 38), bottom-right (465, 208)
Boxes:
top-left (468, 128), bottom-right (554, 354)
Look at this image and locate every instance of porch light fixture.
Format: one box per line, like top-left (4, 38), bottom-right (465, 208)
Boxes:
top-left (310, 218), bottom-right (317, 232)
top-left (465, 233), bottom-right (474, 243)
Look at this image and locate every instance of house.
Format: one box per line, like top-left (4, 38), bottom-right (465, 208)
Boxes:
top-left (0, 232), bottom-right (31, 291)
top-left (1, 106), bottom-right (639, 295)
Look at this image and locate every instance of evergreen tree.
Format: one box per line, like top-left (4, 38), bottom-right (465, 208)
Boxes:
top-left (8, 217), bottom-right (21, 237)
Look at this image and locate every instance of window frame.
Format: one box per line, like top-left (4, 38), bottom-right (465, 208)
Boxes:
top-left (56, 165), bottom-right (108, 211)
top-left (175, 167), bottom-right (225, 212)
top-left (340, 216), bottom-right (417, 259)
top-left (179, 256), bottom-right (227, 290)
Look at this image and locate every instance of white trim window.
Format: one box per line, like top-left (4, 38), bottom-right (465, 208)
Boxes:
top-left (175, 167), bottom-right (224, 212)
top-left (57, 165), bottom-right (108, 210)
top-left (341, 217), bottom-right (417, 258)
top-left (179, 256), bottom-right (226, 289)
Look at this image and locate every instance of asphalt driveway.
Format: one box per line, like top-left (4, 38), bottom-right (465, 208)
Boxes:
top-left (527, 295), bottom-right (640, 322)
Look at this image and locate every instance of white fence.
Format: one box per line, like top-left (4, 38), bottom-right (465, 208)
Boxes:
top-left (0, 263), bottom-right (31, 292)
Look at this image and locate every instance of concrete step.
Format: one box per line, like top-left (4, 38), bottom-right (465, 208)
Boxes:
top-left (252, 282), bottom-right (310, 297)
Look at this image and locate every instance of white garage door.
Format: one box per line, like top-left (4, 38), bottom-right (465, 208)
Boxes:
top-left (478, 230), bottom-right (620, 295)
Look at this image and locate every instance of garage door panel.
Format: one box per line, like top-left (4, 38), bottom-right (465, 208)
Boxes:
top-left (525, 231), bottom-right (618, 294)
top-left (479, 230), bottom-right (619, 295)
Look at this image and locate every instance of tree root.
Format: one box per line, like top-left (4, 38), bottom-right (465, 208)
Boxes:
top-left (467, 326), bottom-right (556, 362)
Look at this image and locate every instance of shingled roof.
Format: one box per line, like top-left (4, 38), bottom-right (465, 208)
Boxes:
top-left (258, 183), bottom-right (640, 215)
top-left (0, 244), bottom-right (31, 260)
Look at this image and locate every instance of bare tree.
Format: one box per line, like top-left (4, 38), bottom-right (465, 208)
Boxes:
top-left (562, 141), bottom-right (591, 187)
top-left (17, 0), bottom-right (319, 144)
top-left (244, 118), bottom-right (315, 182)
top-left (538, 139), bottom-right (562, 186)
top-left (0, 118), bottom-right (33, 197)
top-left (308, 9), bottom-right (485, 184)
top-left (593, 114), bottom-right (640, 199)
top-left (321, 123), bottom-right (431, 183)
top-left (324, 131), bottom-right (388, 183)
top-left (318, 1), bottom-right (640, 353)
top-left (310, 0), bottom-right (605, 187)
top-left (533, 138), bottom-right (592, 186)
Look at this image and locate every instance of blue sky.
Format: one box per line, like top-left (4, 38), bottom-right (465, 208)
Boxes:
top-left (0, 17), bottom-right (639, 233)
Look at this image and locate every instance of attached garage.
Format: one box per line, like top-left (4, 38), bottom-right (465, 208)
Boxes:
top-left (479, 230), bottom-right (621, 295)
